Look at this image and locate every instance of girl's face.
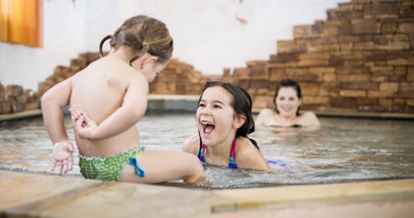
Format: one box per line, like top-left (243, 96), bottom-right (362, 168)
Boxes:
top-left (196, 86), bottom-right (238, 146)
top-left (275, 87), bottom-right (301, 117)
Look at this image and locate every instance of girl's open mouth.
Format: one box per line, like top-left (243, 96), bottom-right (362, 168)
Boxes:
top-left (201, 120), bottom-right (215, 135)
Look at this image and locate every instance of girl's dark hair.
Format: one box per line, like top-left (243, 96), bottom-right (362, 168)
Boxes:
top-left (273, 79), bottom-right (302, 116)
top-left (99, 15), bottom-right (173, 66)
top-left (198, 80), bottom-right (259, 149)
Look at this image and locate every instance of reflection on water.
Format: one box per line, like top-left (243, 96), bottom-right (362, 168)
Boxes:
top-left (0, 114), bottom-right (413, 189)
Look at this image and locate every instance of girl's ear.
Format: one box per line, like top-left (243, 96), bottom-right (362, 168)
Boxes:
top-left (233, 115), bottom-right (246, 129)
top-left (139, 55), bottom-right (158, 70)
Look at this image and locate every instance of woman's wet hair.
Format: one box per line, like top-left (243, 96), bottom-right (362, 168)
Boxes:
top-left (273, 79), bottom-right (302, 116)
top-left (99, 15), bottom-right (173, 65)
top-left (198, 80), bottom-right (259, 149)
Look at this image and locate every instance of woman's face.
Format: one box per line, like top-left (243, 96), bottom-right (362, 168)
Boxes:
top-left (196, 86), bottom-right (236, 146)
top-left (275, 87), bottom-right (301, 117)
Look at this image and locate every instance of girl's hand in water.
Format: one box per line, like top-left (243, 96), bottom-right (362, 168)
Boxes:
top-left (70, 106), bottom-right (98, 139)
top-left (191, 176), bottom-right (214, 188)
top-left (51, 140), bottom-right (74, 175)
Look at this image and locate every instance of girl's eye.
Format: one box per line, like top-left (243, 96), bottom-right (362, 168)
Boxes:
top-left (198, 103), bottom-right (206, 107)
top-left (213, 104), bottom-right (222, 109)
top-left (289, 97), bottom-right (295, 101)
top-left (279, 97), bottom-right (285, 101)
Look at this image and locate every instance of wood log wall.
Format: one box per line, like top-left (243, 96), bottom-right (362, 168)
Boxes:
top-left (1, 0), bottom-right (413, 115)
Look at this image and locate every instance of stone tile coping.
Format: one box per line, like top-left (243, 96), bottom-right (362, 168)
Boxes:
top-left (1, 170), bottom-right (413, 218)
top-left (0, 170), bottom-right (234, 218)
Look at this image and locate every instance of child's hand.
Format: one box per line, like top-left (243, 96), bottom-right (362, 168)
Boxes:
top-left (70, 106), bottom-right (98, 139)
top-left (190, 176), bottom-right (214, 187)
top-left (74, 113), bottom-right (98, 139)
top-left (51, 140), bottom-right (74, 175)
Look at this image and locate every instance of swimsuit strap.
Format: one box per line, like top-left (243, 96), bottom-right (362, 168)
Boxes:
top-left (228, 137), bottom-right (238, 169)
top-left (199, 137), bottom-right (238, 169)
top-left (198, 144), bottom-right (206, 163)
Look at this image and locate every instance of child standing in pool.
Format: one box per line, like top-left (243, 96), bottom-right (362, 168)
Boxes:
top-left (41, 15), bottom-right (204, 183)
top-left (183, 81), bottom-right (270, 171)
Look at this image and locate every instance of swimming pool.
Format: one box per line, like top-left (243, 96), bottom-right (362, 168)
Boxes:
top-left (0, 113), bottom-right (413, 189)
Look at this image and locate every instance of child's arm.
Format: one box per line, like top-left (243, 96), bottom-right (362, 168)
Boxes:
top-left (73, 78), bottom-right (149, 140)
top-left (41, 78), bottom-right (72, 143)
top-left (41, 77), bottom-right (74, 175)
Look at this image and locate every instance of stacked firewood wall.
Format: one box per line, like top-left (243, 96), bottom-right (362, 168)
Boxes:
top-left (0, 83), bottom-right (38, 114)
top-left (1, 0), bottom-right (413, 115)
top-left (223, 0), bottom-right (414, 112)
top-left (0, 52), bottom-right (208, 114)
top-left (149, 59), bottom-right (210, 95)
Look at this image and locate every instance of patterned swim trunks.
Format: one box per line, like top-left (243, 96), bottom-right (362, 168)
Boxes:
top-left (79, 146), bottom-right (144, 181)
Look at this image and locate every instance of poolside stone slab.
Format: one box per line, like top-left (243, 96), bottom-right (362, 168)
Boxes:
top-left (213, 179), bottom-right (414, 209)
top-left (0, 170), bottom-right (100, 210)
top-left (2, 170), bottom-right (414, 218)
top-left (212, 198), bottom-right (414, 218)
top-left (0, 109), bottom-right (42, 122)
top-left (0, 170), bottom-right (236, 218)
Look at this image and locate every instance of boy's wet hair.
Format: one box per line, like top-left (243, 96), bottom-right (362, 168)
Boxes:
top-left (99, 15), bottom-right (173, 66)
top-left (273, 79), bottom-right (302, 116)
top-left (198, 80), bottom-right (259, 149)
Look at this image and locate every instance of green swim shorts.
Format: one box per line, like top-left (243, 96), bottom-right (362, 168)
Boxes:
top-left (79, 146), bottom-right (145, 181)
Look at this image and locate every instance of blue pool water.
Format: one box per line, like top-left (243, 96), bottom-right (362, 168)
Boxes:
top-left (0, 114), bottom-right (413, 189)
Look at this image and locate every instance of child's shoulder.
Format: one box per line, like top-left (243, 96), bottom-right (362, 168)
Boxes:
top-left (97, 56), bottom-right (148, 85)
top-left (183, 134), bottom-right (199, 154)
top-left (236, 137), bottom-right (259, 154)
top-left (236, 137), bottom-right (269, 171)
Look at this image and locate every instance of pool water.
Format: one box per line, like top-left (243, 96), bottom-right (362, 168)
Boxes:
top-left (1, 114), bottom-right (413, 189)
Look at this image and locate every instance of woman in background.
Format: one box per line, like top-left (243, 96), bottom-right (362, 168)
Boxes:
top-left (256, 79), bottom-right (320, 127)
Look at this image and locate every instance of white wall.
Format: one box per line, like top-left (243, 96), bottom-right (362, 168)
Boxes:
top-left (0, 0), bottom-right (345, 91)
top-left (0, 0), bottom-right (85, 90)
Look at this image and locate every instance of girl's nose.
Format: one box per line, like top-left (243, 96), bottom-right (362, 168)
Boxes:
top-left (199, 107), bottom-right (211, 115)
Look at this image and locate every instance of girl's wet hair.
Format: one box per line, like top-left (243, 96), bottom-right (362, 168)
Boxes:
top-left (198, 80), bottom-right (259, 149)
top-left (273, 79), bottom-right (302, 116)
top-left (99, 15), bottom-right (173, 66)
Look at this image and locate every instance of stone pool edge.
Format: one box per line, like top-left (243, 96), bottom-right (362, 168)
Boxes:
top-left (1, 170), bottom-right (414, 218)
